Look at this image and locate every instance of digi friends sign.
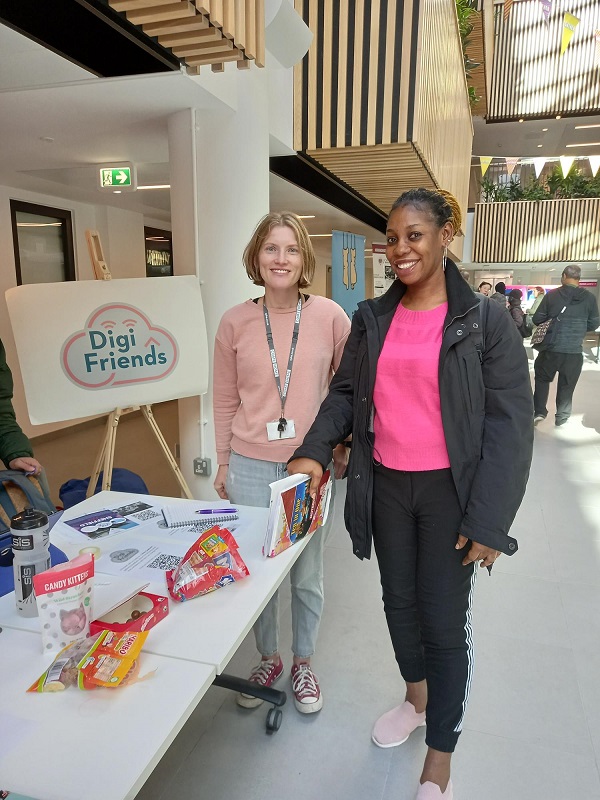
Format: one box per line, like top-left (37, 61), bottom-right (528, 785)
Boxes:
top-left (6, 277), bottom-right (208, 425)
top-left (61, 304), bottom-right (178, 389)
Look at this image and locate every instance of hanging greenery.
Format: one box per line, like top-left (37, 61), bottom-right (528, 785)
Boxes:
top-left (480, 165), bottom-right (600, 202)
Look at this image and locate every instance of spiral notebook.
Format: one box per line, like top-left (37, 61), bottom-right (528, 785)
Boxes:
top-left (162, 502), bottom-right (239, 529)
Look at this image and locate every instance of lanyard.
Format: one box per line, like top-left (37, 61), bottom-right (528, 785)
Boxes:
top-left (263, 296), bottom-right (302, 432)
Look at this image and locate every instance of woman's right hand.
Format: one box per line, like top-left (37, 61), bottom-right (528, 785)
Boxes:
top-left (214, 465), bottom-right (229, 500)
top-left (287, 458), bottom-right (323, 500)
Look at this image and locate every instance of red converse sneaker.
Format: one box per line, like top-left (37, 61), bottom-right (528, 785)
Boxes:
top-left (237, 658), bottom-right (284, 709)
top-left (291, 663), bottom-right (323, 714)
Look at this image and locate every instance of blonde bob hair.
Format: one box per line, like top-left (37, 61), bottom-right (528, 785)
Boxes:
top-left (243, 212), bottom-right (316, 288)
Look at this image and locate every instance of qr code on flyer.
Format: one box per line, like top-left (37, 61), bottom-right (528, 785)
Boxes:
top-left (130, 509), bottom-right (162, 522)
top-left (147, 554), bottom-right (182, 571)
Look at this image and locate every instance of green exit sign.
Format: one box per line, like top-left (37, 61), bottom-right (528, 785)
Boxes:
top-left (100, 167), bottom-right (132, 187)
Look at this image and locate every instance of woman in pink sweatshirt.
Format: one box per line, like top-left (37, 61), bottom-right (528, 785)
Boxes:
top-left (213, 212), bottom-right (350, 714)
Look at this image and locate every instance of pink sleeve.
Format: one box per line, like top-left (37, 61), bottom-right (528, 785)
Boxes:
top-left (213, 326), bottom-right (241, 466)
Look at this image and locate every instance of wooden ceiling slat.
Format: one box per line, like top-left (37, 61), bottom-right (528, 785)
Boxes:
top-left (111, 0), bottom-right (170, 11)
top-left (185, 47), bottom-right (243, 65)
top-left (173, 39), bottom-right (233, 56)
top-left (127, 1), bottom-right (196, 25)
top-left (142, 16), bottom-right (208, 34)
top-left (308, 142), bottom-right (436, 214)
top-left (158, 27), bottom-right (219, 47)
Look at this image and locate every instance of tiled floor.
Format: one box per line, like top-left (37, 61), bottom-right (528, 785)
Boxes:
top-left (135, 351), bottom-right (600, 800)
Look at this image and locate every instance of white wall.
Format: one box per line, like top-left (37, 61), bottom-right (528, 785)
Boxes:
top-left (0, 184), bottom-right (149, 440)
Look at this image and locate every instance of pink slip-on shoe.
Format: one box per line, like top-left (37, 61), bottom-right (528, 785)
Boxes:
top-left (371, 700), bottom-right (426, 748)
top-left (416, 780), bottom-right (453, 800)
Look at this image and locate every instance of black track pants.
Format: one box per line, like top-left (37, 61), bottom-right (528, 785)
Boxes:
top-left (372, 464), bottom-right (477, 753)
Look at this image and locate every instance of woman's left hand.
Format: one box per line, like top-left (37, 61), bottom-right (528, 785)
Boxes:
top-left (332, 443), bottom-right (348, 479)
top-left (455, 534), bottom-right (501, 568)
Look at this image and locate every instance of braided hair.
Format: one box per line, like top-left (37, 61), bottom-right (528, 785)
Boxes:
top-left (390, 188), bottom-right (462, 236)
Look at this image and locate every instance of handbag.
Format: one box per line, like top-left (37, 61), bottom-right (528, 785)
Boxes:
top-left (530, 295), bottom-right (574, 351)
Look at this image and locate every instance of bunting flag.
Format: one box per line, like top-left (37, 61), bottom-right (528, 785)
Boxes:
top-left (532, 158), bottom-right (547, 178)
top-left (559, 156), bottom-right (575, 176)
top-left (505, 157), bottom-right (519, 176)
top-left (560, 13), bottom-right (580, 56)
top-left (595, 30), bottom-right (600, 67)
top-left (480, 156), bottom-right (493, 176)
top-left (503, 0), bottom-right (513, 21)
top-left (539, 0), bottom-right (552, 25)
top-left (589, 156), bottom-right (600, 177)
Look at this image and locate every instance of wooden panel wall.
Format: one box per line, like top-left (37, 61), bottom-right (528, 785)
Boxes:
top-left (466, 12), bottom-right (487, 117)
top-left (296, 0), bottom-right (473, 229)
top-left (413, 0), bottom-right (473, 224)
top-left (489, 0), bottom-right (600, 121)
top-left (294, 0), bottom-right (415, 151)
top-left (109, 0), bottom-right (265, 69)
top-left (473, 199), bottom-right (600, 262)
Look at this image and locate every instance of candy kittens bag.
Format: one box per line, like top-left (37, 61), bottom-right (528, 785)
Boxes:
top-left (33, 554), bottom-right (94, 653)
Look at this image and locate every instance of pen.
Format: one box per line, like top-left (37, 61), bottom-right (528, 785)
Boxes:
top-left (195, 508), bottom-right (238, 514)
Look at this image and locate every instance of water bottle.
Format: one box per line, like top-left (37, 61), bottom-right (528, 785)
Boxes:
top-left (12, 508), bottom-right (50, 617)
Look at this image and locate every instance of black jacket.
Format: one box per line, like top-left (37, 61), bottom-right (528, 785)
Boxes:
top-left (532, 284), bottom-right (600, 354)
top-left (291, 261), bottom-right (534, 559)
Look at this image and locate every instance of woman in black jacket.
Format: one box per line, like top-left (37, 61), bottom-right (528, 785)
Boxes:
top-left (288, 188), bottom-right (533, 800)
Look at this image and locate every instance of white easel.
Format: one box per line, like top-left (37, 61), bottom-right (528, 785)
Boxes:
top-left (84, 230), bottom-right (193, 499)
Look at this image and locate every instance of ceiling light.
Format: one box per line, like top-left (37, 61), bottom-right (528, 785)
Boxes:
top-left (542, 128), bottom-right (548, 132)
top-left (16, 222), bottom-right (62, 227)
top-left (518, 118), bottom-right (524, 123)
top-left (39, 136), bottom-right (54, 142)
top-left (309, 234), bottom-right (333, 237)
top-left (537, 144), bottom-right (543, 148)
top-left (137, 184), bottom-right (170, 190)
top-left (566, 142), bottom-right (600, 147)
top-left (113, 190), bottom-right (122, 194)
top-left (556, 115), bottom-right (561, 119)
top-left (298, 215), bottom-right (315, 219)
top-left (575, 124), bottom-right (600, 129)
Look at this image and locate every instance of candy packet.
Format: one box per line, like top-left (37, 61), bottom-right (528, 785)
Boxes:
top-left (165, 526), bottom-right (249, 602)
top-left (27, 629), bottom-right (153, 692)
top-left (33, 554), bottom-right (94, 653)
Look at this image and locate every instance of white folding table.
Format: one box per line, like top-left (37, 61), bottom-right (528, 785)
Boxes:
top-left (0, 491), bottom-right (316, 799)
top-left (0, 627), bottom-right (215, 800)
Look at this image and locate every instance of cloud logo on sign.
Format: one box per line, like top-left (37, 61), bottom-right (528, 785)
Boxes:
top-left (61, 304), bottom-right (179, 390)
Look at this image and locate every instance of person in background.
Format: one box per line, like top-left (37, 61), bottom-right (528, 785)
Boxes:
top-left (507, 289), bottom-right (526, 335)
top-left (532, 264), bottom-right (600, 427)
top-left (477, 281), bottom-right (492, 296)
top-left (288, 188), bottom-right (533, 800)
top-left (459, 268), bottom-right (470, 283)
top-left (528, 286), bottom-right (545, 333)
top-left (0, 340), bottom-right (42, 475)
top-left (490, 281), bottom-right (507, 307)
top-left (212, 212), bottom-right (350, 714)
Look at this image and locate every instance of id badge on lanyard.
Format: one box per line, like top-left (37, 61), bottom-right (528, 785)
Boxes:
top-left (263, 297), bottom-right (302, 440)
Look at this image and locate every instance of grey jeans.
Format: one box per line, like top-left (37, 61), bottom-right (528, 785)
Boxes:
top-left (226, 451), bottom-right (334, 659)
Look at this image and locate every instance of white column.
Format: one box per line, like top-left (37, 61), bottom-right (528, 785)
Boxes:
top-left (168, 68), bottom-right (270, 498)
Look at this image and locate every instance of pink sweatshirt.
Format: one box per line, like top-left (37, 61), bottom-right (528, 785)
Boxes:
top-left (214, 295), bottom-right (350, 464)
top-left (373, 302), bottom-right (450, 471)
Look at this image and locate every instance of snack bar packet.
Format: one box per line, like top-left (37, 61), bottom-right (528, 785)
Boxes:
top-left (165, 526), bottom-right (249, 602)
top-left (33, 554), bottom-right (94, 654)
top-left (27, 630), bottom-right (153, 692)
top-left (77, 629), bottom-right (150, 688)
top-left (27, 634), bottom-right (102, 692)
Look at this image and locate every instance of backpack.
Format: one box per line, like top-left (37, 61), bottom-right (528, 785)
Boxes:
top-left (59, 468), bottom-right (149, 509)
top-left (0, 469), bottom-right (56, 534)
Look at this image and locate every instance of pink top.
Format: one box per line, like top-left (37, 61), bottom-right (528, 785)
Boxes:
top-left (213, 295), bottom-right (350, 465)
top-left (373, 302), bottom-right (450, 471)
